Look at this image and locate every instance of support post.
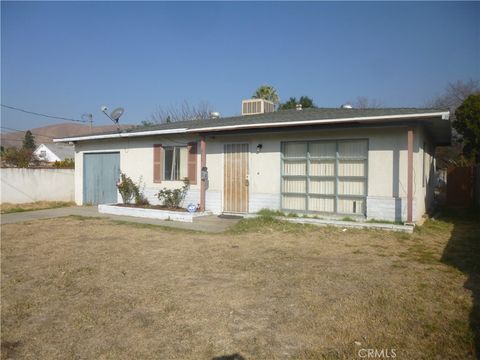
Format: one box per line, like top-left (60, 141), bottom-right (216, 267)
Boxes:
top-left (200, 136), bottom-right (206, 212)
top-left (407, 127), bottom-right (414, 223)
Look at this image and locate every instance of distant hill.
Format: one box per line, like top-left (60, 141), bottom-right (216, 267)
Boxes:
top-left (1, 123), bottom-right (134, 149)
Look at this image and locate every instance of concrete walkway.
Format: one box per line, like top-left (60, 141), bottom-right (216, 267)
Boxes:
top-left (1, 206), bottom-right (240, 233)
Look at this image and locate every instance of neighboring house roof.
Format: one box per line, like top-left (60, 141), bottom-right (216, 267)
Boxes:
top-left (54, 107), bottom-right (451, 145)
top-left (34, 143), bottom-right (75, 161)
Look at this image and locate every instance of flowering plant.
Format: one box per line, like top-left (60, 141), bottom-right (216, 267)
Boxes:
top-left (156, 178), bottom-right (190, 209)
top-left (116, 173), bottom-right (137, 204)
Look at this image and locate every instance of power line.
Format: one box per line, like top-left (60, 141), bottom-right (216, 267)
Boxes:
top-left (0, 126), bottom-right (55, 140)
top-left (1, 104), bottom-right (88, 123)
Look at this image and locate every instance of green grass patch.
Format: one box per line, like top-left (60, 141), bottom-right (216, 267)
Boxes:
top-left (403, 243), bottom-right (439, 265)
top-left (256, 208), bottom-right (285, 217)
top-left (1, 201), bottom-right (75, 214)
top-left (366, 218), bottom-right (404, 225)
top-left (229, 215), bottom-right (314, 234)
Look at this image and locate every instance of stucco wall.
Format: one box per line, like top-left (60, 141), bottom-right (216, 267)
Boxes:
top-left (74, 135), bottom-right (202, 206)
top-left (73, 124), bottom-right (432, 222)
top-left (0, 168), bottom-right (75, 204)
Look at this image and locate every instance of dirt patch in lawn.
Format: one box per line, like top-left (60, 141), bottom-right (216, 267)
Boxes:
top-left (1, 213), bottom-right (478, 359)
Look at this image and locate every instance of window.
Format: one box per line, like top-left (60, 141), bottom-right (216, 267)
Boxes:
top-left (40, 150), bottom-right (47, 158)
top-left (163, 146), bottom-right (188, 181)
top-left (281, 139), bottom-right (368, 215)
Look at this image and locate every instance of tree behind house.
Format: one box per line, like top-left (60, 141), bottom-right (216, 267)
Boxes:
top-left (429, 79), bottom-right (480, 166)
top-left (252, 85), bottom-right (280, 105)
top-left (429, 79), bottom-right (480, 110)
top-left (352, 96), bottom-right (384, 109)
top-left (453, 94), bottom-right (480, 163)
top-left (23, 130), bottom-right (36, 150)
top-left (279, 96), bottom-right (316, 110)
top-left (1, 147), bottom-right (37, 168)
top-left (146, 101), bottom-right (214, 125)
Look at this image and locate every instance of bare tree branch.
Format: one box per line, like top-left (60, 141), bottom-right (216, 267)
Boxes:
top-left (146, 101), bottom-right (215, 125)
top-left (427, 79), bottom-right (480, 110)
top-left (351, 96), bottom-right (385, 109)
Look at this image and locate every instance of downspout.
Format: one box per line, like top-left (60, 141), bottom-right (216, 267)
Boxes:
top-left (200, 136), bottom-right (206, 211)
top-left (407, 128), bottom-right (414, 223)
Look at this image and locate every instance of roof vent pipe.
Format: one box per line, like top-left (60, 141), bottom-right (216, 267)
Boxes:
top-left (341, 104), bottom-right (353, 109)
top-left (210, 112), bottom-right (220, 119)
top-left (296, 103), bottom-right (302, 111)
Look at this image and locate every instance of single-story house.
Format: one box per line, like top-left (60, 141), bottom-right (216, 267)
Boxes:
top-left (54, 99), bottom-right (451, 223)
top-left (34, 143), bottom-right (75, 163)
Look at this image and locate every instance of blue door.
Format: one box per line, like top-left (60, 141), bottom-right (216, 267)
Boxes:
top-left (83, 152), bottom-right (120, 205)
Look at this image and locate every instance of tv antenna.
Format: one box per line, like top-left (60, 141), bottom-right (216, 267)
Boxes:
top-left (81, 113), bottom-right (93, 130)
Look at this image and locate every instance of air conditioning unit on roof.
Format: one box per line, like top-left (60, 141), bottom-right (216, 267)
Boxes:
top-left (241, 99), bottom-right (275, 116)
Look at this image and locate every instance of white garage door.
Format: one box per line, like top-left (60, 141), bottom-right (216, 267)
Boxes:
top-left (281, 139), bottom-right (368, 216)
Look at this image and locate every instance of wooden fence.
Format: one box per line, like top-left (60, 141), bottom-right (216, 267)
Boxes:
top-left (446, 166), bottom-right (475, 207)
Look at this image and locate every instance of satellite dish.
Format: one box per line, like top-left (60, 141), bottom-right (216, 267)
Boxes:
top-left (110, 107), bottom-right (124, 123)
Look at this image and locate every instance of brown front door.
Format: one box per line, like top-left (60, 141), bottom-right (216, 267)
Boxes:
top-left (224, 143), bottom-right (249, 213)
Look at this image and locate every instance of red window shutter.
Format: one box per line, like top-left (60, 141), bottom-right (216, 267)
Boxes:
top-left (153, 144), bottom-right (163, 183)
top-left (187, 142), bottom-right (197, 185)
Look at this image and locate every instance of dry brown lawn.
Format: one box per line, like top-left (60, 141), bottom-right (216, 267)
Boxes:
top-left (1, 213), bottom-right (478, 359)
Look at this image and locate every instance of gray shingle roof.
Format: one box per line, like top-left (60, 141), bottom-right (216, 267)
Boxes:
top-left (56, 108), bottom-right (448, 141)
top-left (44, 143), bottom-right (75, 160)
top-left (88, 107), bottom-right (449, 137)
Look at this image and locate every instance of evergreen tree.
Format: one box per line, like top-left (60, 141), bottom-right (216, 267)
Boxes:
top-left (453, 94), bottom-right (480, 162)
top-left (23, 130), bottom-right (36, 150)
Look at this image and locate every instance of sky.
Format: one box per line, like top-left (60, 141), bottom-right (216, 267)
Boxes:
top-left (1, 1), bottom-right (479, 131)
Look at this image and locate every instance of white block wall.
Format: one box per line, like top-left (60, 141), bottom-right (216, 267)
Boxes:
top-left (143, 187), bottom-right (200, 208)
top-left (366, 196), bottom-right (417, 222)
top-left (249, 193), bottom-right (281, 213)
top-left (1, 168), bottom-right (75, 204)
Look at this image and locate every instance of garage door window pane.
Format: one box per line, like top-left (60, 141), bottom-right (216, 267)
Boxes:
top-left (282, 178), bottom-right (306, 193)
top-left (338, 140), bottom-right (367, 158)
top-left (309, 179), bottom-right (335, 195)
top-left (309, 196), bottom-right (335, 212)
top-left (309, 142), bottom-right (335, 158)
top-left (338, 160), bottom-right (365, 177)
top-left (310, 160), bottom-right (335, 176)
top-left (282, 195), bottom-right (306, 211)
top-left (283, 160), bottom-right (306, 176)
top-left (338, 198), bottom-right (364, 214)
top-left (283, 142), bottom-right (307, 158)
top-left (338, 179), bottom-right (365, 196)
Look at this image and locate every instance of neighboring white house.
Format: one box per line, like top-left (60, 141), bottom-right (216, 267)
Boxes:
top-left (54, 100), bottom-right (451, 223)
top-left (34, 143), bottom-right (75, 163)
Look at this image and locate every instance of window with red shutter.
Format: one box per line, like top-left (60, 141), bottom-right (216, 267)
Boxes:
top-left (187, 142), bottom-right (197, 185)
top-left (153, 144), bottom-right (163, 183)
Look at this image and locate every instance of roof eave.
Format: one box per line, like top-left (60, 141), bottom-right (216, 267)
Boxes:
top-left (189, 112), bottom-right (450, 133)
top-left (53, 111), bottom-right (450, 143)
top-left (54, 128), bottom-right (189, 143)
